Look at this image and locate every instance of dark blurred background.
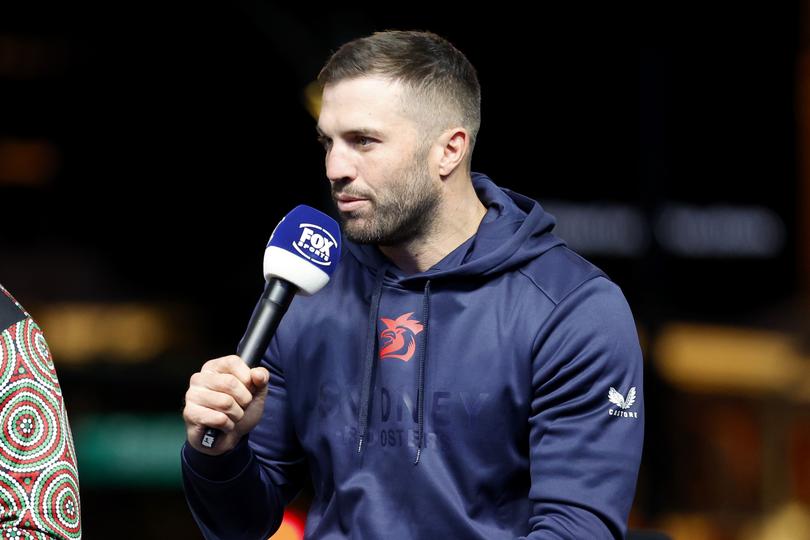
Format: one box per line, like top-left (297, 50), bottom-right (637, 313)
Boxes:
top-left (1, 2), bottom-right (809, 539)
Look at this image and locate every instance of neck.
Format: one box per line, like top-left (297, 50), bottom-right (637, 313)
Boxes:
top-left (379, 174), bottom-right (487, 274)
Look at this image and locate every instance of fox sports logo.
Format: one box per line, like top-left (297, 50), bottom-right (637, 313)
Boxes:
top-left (293, 224), bottom-right (337, 266)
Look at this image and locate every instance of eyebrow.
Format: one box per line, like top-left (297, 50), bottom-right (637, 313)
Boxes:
top-left (315, 125), bottom-right (385, 139)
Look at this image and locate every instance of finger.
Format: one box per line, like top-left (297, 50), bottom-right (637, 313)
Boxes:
top-left (250, 367), bottom-right (269, 390)
top-left (183, 401), bottom-right (236, 433)
top-left (185, 386), bottom-right (246, 424)
top-left (200, 355), bottom-right (251, 386)
top-left (190, 371), bottom-right (254, 408)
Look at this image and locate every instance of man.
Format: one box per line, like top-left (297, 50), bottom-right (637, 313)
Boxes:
top-left (182, 30), bottom-right (644, 539)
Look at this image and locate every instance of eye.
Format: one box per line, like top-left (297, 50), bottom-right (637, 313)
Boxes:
top-left (317, 136), bottom-right (331, 150)
top-left (355, 136), bottom-right (374, 147)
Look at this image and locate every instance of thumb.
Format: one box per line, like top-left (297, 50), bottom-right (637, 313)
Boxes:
top-left (234, 366), bottom-right (271, 440)
top-left (250, 366), bottom-right (270, 391)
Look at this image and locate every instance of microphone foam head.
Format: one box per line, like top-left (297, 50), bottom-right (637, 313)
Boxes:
top-left (264, 205), bottom-right (342, 295)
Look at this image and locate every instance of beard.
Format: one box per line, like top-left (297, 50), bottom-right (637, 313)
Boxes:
top-left (332, 147), bottom-right (441, 246)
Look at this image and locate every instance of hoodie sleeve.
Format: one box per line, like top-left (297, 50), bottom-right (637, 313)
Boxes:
top-left (181, 332), bottom-right (308, 540)
top-left (520, 276), bottom-right (644, 540)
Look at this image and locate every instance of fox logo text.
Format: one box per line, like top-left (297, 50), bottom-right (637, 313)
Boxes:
top-left (294, 224), bottom-right (336, 266)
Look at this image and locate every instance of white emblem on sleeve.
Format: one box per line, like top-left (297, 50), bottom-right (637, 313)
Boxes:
top-left (607, 387), bottom-right (639, 418)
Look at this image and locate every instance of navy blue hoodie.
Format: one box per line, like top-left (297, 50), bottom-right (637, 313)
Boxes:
top-left (182, 173), bottom-right (644, 539)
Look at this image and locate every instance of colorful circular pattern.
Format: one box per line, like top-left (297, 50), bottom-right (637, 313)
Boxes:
top-left (0, 331), bottom-right (16, 390)
top-left (30, 461), bottom-right (81, 540)
top-left (15, 320), bottom-right (59, 394)
top-left (61, 407), bottom-right (77, 467)
top-left (0, 380), bottom-right (65, 473)
top-left (0, 470), bottom-right (26, 528)
top-left (1, 295), bottom-right (81, 538)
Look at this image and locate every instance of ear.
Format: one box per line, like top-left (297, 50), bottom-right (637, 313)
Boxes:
top-left (435, 127), bottom-right (469, 177)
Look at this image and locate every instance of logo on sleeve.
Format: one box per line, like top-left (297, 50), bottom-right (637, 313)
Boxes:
top-left (379, 313), bottom-right (423, 362)
top-left (608, 387), bottom-right (639, 419)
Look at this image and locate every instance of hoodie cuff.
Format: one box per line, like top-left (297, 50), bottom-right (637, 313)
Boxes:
top-left (182, 436), bottom-right (253, 482)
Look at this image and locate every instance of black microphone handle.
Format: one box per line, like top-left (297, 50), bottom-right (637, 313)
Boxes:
top-left (200, 278), bottom-right (298, 450)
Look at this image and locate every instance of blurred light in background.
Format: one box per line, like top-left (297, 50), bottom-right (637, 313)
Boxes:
top-left (36, 303), bottom-right (182, 364)
top-left (0, 137), bottom-right (61, 186)
top-left (545, 201), bottom-right (786, 259)
top-left (304, 80), bottom-right (322, 120)
top-left (655, 204), bottom-right (786, 258)
top-left (655, 323), bottom-right (808, 396)
top-left (0, 33), bottom-right (71, 80)
top-left (269, 510), bottom-right (305, 540)
top-left (543, 202), bottom-right (648, 256)
top-left (73, 414), bottom-right (184, 487)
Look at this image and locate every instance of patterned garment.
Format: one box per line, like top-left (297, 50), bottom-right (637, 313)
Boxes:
top-left (0, 285), bottom-right (81, 539)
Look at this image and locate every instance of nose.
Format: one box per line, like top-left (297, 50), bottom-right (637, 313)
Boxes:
top-left (325, 144), bottom-right (356, 184)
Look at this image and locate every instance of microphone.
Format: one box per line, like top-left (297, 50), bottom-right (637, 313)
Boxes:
top-left (200, 205), bottom-right (341, 449)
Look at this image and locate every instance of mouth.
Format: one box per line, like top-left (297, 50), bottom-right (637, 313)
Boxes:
top-left (334, 194), bottom-right (370, 213)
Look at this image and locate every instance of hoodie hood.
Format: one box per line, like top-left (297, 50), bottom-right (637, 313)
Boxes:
top-left (347, 172), bottom-right (566, 464)
top-left (345, 172), bottom-right (566, 284)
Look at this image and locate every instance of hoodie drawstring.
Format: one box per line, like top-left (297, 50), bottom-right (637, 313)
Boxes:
top-left (356, 270), bottom-right (432, 466)
top-left (413, 280), bottom-right (431, 465)
top-left (357, 265), bottom-right (387, 455)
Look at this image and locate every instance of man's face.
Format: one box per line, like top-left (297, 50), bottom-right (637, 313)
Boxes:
top-left (317, 76), bottom-right (441, 246)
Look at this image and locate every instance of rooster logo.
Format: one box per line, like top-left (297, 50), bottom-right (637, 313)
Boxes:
top-left (608, 387), bottom-right (637, 410)
top-left (379, 312), bottom-right (424, 362)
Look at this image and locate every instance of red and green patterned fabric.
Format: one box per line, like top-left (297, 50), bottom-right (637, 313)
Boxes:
top-left (0, 285), bottom-right (81, 539)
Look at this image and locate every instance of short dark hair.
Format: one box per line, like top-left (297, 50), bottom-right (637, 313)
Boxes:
top-left (318, 30), bottom-right (481, 167)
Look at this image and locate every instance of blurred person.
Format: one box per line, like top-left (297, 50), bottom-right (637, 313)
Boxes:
top-left (0, 284), bottom-right (81, 539)
top-left (181, 30), bottom-right (643, 539)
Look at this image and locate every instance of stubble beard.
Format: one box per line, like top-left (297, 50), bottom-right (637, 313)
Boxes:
top-left (334, 148), bottom-right (441, 246)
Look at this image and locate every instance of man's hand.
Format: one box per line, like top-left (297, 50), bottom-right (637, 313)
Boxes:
top-left (183, 355), bottom-right (270, 455)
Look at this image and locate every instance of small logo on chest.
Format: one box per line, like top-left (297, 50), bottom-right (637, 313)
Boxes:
top-left (379, 312), bottom-right (423, 362)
